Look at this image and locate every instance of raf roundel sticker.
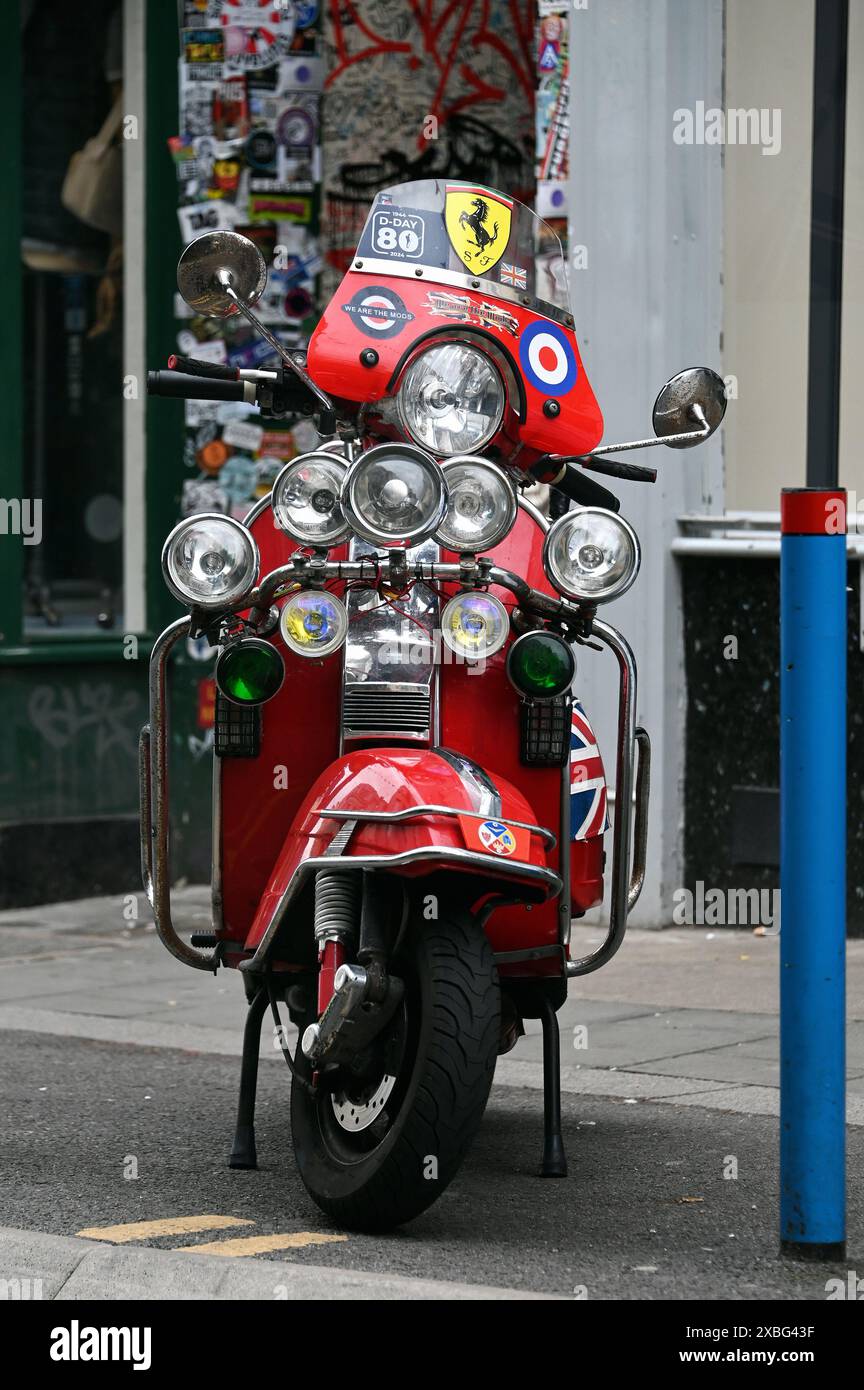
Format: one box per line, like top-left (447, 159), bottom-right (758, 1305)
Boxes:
top-left (519, 320), bottom-right (577, 397)
top-left (341, 286), bottom-right (415, 340)
top-left (477, 820), bottom-right (518, 856)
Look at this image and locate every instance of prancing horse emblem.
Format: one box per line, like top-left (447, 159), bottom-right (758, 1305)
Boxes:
top-left (445, 184), bottom-right (513, 273)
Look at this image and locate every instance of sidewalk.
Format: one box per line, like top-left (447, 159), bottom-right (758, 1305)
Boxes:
top-left (1, 887), bottom-right (862, 1125)
top-left (2, 889), bottom-right (862, 1301)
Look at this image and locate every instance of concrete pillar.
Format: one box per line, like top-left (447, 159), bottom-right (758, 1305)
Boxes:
top-left (567, 0), bottom-right (725, 926)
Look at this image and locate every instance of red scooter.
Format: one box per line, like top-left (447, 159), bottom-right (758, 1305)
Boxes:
top-left (144, 179), bottom-right (725, 1231)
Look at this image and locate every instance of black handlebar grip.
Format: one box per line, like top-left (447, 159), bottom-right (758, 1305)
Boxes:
top-left (147, 370), bottom-right (250, 402)
top-left (580, 455), bottom-right (657, 483)
top-left (167, 354), bottom-right (239, 381)
top-left (551, 463), bottom-right (621, 513)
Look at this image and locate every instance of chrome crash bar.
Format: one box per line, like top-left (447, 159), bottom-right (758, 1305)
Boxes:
top-left (140, 615), bottom-right (220, 971)
top-left (140, 585), bottom-right (648, 979)
top-left (565, 622), bottom-right (651, 977)
top-left (318, 804), bottom-right (557, 848)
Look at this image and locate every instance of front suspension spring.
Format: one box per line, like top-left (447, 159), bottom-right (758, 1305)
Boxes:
top-left (314, 869), bottom-right (361, 948)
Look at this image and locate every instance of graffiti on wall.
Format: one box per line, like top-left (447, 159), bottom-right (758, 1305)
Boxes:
top-left (322, 0), bottom-right (536, 295)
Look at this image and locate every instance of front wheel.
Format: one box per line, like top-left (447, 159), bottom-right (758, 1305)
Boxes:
top-left (290, 905), bottom-right (500, 1232)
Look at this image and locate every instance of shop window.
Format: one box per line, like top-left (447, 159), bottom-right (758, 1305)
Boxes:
top-left (20, 0), bottom-right (127, 633)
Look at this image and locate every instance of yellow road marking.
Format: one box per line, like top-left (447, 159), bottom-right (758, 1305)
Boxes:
top-left (76, 1215), bottom-right (254, 1244)
top-left (177, 1232), bottom-right (348, 1257)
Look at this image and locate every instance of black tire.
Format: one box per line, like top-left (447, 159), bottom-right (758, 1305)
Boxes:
top-left (290, 906), bottom-right (500, 1232)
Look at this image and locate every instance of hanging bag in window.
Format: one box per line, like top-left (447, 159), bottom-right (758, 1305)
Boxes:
top-left (61, 95), bottom-right (124, 238)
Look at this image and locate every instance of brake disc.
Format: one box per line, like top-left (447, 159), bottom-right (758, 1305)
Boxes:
top-left (330, 1073), bottom-right (397, 1133)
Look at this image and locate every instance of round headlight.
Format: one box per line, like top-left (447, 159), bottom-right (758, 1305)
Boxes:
top-left (216, 638), bottom-right (284, 706)
top-left (507, 631), bottom-right (576, 700)
top-left (272, 453), bottom-right (350, 547)
top-left (162, 513), bottom-right (259, 610)
top-left (543, 507), bottom-right (640, 604)
top-left (279, 590), bottom-right (348, 658)
top-left (341, 443), bottom-right (446, 548)
top-left (435, 457), bottom-right (517, 553)
top-left (440, 591), bottom-right (509, 662)
top-left (397, 343), bottom-right (505, 456)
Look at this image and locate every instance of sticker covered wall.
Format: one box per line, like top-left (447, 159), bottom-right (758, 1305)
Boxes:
top-left (171, 0), bottom-right (325, 520)
top-left (320, 1), bottom-right (536, 299)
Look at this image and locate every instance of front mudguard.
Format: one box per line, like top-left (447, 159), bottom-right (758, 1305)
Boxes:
top-left (241, 746), bottom-right (561, 966)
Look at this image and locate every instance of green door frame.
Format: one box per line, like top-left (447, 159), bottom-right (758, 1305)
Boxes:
top-left (0, 0), bottom-right (184, 665)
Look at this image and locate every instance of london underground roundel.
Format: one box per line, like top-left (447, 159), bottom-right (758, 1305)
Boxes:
top-left (519, 320), bottom-right (578, 397)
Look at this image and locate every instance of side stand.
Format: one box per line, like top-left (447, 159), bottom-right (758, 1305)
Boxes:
top-left (228, 985), bottom-right (268, 1170)
top-left (536, 993), bottom-right (567, 1177)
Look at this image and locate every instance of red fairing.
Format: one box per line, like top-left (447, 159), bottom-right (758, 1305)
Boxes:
top-left (439, 505), bottom-right (605, 936)
top-left (243, 747), bottom-right (557, 954)
top-left (217, 505), bottom-right (349, 943)
top-left (307, 270), bottom-right (603, 460)
top-left (218, 502), bottom-right (606, 970)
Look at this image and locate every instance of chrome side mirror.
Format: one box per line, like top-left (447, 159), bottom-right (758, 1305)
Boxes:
top-left (176, 229), bottom-right (337, 434)
top-left (652, 367), bottom-right (727, 449)
top-left (177, 231), bottom-right (268, 318)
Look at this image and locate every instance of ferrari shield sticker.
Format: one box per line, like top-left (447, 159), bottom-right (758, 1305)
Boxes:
top-left (445, 185), bottom-right (512, 273)
top-left (519, 319), bottom-right (577, 397)
top-left (342, 285), bottom-right (414, 339)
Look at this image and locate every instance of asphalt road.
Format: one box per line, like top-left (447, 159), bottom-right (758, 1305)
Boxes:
top-left (2, 1028), bottom-right (861, 1300)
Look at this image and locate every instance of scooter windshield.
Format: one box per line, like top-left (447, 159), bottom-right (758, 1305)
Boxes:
top-left (307, 176), bottom-right (602, 457)
top-left (354, 179), bottom-right (571, 320)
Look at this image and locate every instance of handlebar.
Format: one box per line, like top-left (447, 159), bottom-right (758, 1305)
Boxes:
top-left (532, 447), bottom-right (660, 509)
top-left (147, 370), bottom-right (255, 403)
top-left (147, 361), bottom-right (323, 420)
top-left (579, 455), bottom-right (658, 483)
top-left (166, 354), bottom-right (239, 381)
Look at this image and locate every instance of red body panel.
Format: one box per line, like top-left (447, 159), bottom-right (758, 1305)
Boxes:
top-left (307, 268), bottom-right (604, 460)
top-left (243, 747), bottom-right (557, 954)
top-left (216, 502), bottom-right (605, 974)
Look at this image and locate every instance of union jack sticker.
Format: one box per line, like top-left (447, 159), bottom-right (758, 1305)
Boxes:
top-left (570, 701), bottom-right (609, 840)
top-left (500, 261), bottom-right (527, 289)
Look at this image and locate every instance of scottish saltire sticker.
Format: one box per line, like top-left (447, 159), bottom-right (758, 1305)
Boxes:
top-left (460, 816), bottom-right (529, 859)
top-left (570, 702), bottom-right (608, 840)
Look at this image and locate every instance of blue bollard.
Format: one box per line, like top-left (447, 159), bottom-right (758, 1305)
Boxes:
top-left (780, 487), bottom-right (846, 1258)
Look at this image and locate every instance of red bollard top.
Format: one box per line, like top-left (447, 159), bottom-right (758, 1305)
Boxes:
top-left (781, 487), bottom-right (847, 536)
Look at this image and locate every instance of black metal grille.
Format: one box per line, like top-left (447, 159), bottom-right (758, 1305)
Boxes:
top-left (520, 696), bottom-right (570, 766)
top-left (342, 683), bottom-right (431, 737)
top-left (214, 691), bottom-right (261, 758)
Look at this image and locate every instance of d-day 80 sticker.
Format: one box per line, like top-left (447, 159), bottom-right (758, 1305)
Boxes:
top-left (358, 206), bottom-right (449, 266)
top-left (341, 286), bottom-right (415, 339)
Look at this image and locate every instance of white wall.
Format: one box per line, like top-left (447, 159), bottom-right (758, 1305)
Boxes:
top-left (568, 0), bottom-right (724, 927)
top-left (724, 0), bottom-right (815, 511)
top-left (725, 0), bottom-right (864, 509)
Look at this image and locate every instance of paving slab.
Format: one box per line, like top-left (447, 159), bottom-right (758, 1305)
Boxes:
top-left (518, 1012), bottom-right (775, 1070)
